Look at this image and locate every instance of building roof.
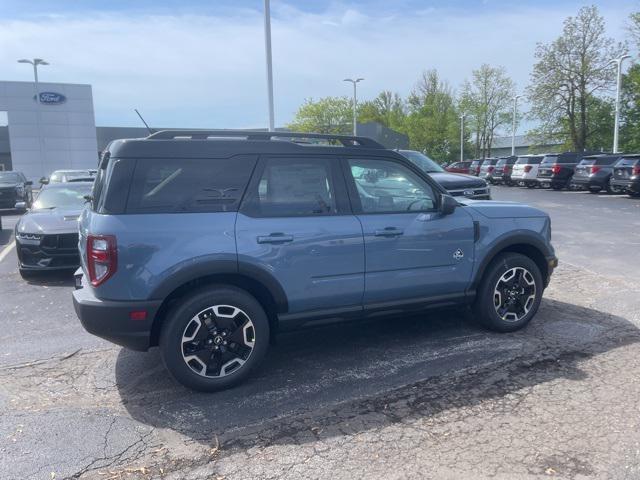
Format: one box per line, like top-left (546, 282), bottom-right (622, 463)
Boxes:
top-left (492, 134), bottom-right (563, 149)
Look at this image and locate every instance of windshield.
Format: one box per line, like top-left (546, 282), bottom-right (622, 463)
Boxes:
top-left (32, 185), bottom-right (92, 210)
top-left (0, 172), bottom-right (21, 183)
top-left (399, 151), bottom-right (445, 173)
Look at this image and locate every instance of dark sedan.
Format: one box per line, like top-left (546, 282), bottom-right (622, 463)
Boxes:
top-left (398, 150), bottom-right (491, 200)
top-left (0, 171), bottom-right (33, 211)
top-left (15, 182), bottom-right (92, 278)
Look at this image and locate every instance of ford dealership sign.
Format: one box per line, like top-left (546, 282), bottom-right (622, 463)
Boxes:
top-left (32, 92), bottom-right (67, 105)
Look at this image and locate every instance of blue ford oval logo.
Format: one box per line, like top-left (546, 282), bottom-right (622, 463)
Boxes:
top-left (33, 92), bottom-right (67, 105)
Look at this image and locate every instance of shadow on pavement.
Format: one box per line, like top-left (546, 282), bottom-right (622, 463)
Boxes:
top-left (21, 269), bottom-right (76, 287)
top-left (115, 299), bottom-right (639, 448)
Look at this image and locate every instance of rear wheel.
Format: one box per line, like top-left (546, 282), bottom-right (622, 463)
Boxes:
top-left (473, 253), bottom-right (543, 332)
top-left (160, 285), bottom-right (270, 392)
top-left (606, 181), bottom-right (622, 195)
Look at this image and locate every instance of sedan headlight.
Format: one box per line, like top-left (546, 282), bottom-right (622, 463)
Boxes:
top-left (16, 232), bottom-right (42, 241)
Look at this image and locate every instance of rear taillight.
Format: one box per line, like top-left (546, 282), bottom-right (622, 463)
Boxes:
top-left (633, 166), bottom-right (640, 176)
top-left (87, 234), bottom-right (117, 286)
top-left (590, 166), bottom-right (601, 174)
top-left (524, 165), bottom-right (533, 173)
top-left (551, 165), bottom-right (562, 175)
top-left (504, 166), bottom-right (512, 173)
top-left (488, 166), bottom-right (495, 173)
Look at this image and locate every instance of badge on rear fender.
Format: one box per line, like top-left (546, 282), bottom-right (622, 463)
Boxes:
top-left (453, 249), bottom-right (464, 260)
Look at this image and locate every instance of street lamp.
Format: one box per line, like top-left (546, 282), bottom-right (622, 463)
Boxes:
top-left (459, 113), bottom-right (466, 162)
top-left (511, 95), bottom-right (522, 156)
top-left (611, 54), bottom-right (631, 154)
top-left (263, 0), bottom-right (275, 132)
top-left (343, 78), bottom-right (364, 136)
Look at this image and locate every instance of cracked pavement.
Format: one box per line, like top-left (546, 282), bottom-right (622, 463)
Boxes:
top-left (0, 187), bottom-right (639, 479)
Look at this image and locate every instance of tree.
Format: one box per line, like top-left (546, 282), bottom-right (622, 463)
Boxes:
top-left (403, 69), bottom-right (469, 163)
top-left (620, 13), bottom-right (640, 153)
top-left (460, 64), bottom-right (515, 158)
top-left (357, 91), bottom-right (406, 130)
top-left (527, 5), bottom-right (622, 152)
top-left (287, 97), bottom-right (353, 134)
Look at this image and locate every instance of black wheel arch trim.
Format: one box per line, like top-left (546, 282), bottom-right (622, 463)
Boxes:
top-left (148, 257), bottom-right (289, 313)
top-left (469, 233), bottom-right (554, 293)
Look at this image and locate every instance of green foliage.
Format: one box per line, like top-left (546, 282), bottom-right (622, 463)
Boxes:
top-left (460, 64), bottom-right (515, 158)
top-left (287, 96), bottom-right (353, 134)
top-left (620, 63), bottom-right (640, 153)
top-left (526, 5), bottom-right (621, 152)
top-left (357, 91), bottom-right (406, 131)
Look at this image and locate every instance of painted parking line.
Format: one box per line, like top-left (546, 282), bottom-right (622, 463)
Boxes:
top-left (0, 241), bottom-right (16, 263)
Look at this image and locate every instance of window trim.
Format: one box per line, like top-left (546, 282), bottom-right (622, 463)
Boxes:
top-left (341, 155), bottom-right (443, 215)
top-left (239, 154), bottom-right (352, 219)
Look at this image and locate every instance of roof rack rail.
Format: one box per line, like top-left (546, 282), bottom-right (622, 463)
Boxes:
top-left (145, 129), bottom-right (385, 149)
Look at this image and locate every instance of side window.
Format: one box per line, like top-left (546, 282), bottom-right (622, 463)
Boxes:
top-left (126, 156), bottom-right (256, 214)
top-left (243, 157), bottom-right (337, 217)
top-left (347, 158), bottom-right (436, 213)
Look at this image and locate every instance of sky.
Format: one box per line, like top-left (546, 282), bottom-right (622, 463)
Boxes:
top-left (0, 0), bottom-right (635, 131)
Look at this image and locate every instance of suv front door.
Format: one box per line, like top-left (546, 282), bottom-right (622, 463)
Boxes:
top-left (344, 156), bottom-right (475, 306)
top-left (236, 155), bottom-right (364, 316)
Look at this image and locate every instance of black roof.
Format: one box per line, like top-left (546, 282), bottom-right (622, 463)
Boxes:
top-left (106, 130), bottom-right (394, 160)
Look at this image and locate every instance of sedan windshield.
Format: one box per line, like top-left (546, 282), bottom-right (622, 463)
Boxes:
top-left (400, 151), bottom-right (445, 173)
top-left (32, 185), bottom-right (92, 210)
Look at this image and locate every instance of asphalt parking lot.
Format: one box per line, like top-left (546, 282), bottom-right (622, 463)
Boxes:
top-left (1, 186), bottom-right (639, 480)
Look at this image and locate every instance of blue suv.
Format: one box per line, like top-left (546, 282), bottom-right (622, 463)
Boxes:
top-left (73, 131), bottom-right (557, 391)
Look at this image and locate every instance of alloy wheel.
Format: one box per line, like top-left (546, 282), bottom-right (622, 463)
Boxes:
top-left (181, 304), bottom-right (255, 378)
top-left (493, 267), bottom-right (536, 322)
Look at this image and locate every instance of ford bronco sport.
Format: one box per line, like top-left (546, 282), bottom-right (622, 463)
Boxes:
top-left (73, 131), bottom-right (557, 392)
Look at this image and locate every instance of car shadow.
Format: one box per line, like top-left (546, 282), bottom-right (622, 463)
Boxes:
top-left (21, 269), bottom-right (76, 287)
top-left (115, 299), bottom-right (639, 449)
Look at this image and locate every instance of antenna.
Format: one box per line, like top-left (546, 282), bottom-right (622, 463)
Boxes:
top-left (134, 109), bottom-right (155, 134)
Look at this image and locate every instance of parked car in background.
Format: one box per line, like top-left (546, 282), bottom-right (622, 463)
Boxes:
top-left (492, 157), bottom-right (518, 185)
top-left (40, 169), bottom-right (97, 185)
top-left (399, 150), bottom-right (491, 199)
top-left (445, 160), bottom-right (472, 174)
top-left (469, 159), bottom-right (484, 176)
top-left (15, 182), bottom-right (92, 279)
top-left (570, 154), bottom-right (622, 194)
top-left (536, 152), bottom-right (582, 190)
top-left (479, 158), bottom-right (499, 182)
top-left (73, 130), bottom-right (556, 391)
top-left (511, 155), bottom-right (544, 188)
top-left (0, 171), bottom-right (33, 211)
top-left (611, 154), bottom-right (640, 197)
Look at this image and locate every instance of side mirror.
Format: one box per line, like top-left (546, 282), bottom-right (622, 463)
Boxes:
top-left (39, 177), bottom-right (49, 185)
top-left (439, 194), bottom-right (458, 216)
top-left (25, 180), bottom-right (33, 186)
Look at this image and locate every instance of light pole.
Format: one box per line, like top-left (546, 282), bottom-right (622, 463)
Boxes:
top-left (18, 58), bottom-right (49, 178)
top-left (511, 95), bottom-right (522, 156)
top-left (611, 54), bottom-right (631, 154)
top-left (459, 113), bottom-right (466, 162)
top-left (263, 0), bottom-right (275, 132)
top-left (343, 78), bottom-right (364, 136)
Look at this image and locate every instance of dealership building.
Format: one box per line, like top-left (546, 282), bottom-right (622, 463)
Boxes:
top-left (0, 80), bottom-right (411, 180)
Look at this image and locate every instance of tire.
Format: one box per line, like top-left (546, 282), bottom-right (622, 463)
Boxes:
top-left (551, 183), bottom-right (564, 191)
top-left (526, 183), bottom-right (536, 189)
top-left (606, 182), bottom-right (621, 195)
top-left (160, 285), bottom-right (270, 392)
top-left (472, 252), bottom-right (543, 333)
top-left (588, 188), bottom-right (600, 194)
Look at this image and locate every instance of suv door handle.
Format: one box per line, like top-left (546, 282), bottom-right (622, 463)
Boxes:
top-left (374, 227), bottom-right (404, 237)
top-left (256, 233), bottom-right (294, 244)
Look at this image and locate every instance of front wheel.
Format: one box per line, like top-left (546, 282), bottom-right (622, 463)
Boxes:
top-left (473, 253), bottom-right (543, 332)
top-left (160, 286), bottom-right (270, 392)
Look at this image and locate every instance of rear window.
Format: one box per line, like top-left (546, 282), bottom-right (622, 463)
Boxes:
top-left (617, 157), bottom-right (640, 167)
top-left (496, 159), bottom-right (507, 166)
top-left (125, 156), bottom-right (256, 214)
top-left (516, 156), bottom-right (543, 164)
top-left (582, 156), bottom-right (620, 166)
top-left (541, 155), bottom-right (558, 164)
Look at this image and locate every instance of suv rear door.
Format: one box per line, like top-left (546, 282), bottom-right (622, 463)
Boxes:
top-left (236, 155), bottom-right (364, 315)
top-left (343, 156), bottom-right (475, 306)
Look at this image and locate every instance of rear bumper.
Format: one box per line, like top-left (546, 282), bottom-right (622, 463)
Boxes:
top-left (570, 177), bottom-right (606, 190)
top-left (611, 178), bottom-right (640, 193)
top-left (72, 272), bottom-right (162, 351)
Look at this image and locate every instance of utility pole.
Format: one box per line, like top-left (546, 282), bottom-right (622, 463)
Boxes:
top-left (611, 54), bottom-right (631, 153)
top-left (343, 78), bottom-right (364, 136)
top-left (459, 113), bottom-right (466, 162)
top-left (511, 95), bottom-right (522, 156)
top-left (264, 0), bottom-right (275, 131)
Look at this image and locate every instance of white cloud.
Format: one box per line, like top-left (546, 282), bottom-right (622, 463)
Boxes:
top-left (0, 2), bottom-right (634, 129)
